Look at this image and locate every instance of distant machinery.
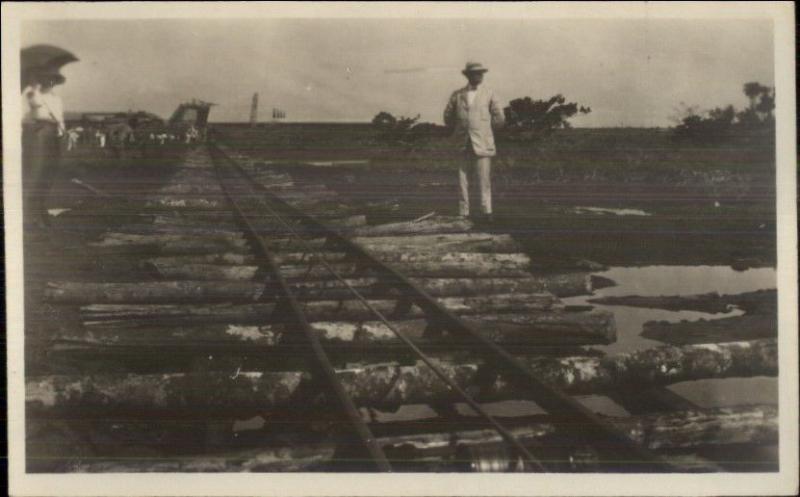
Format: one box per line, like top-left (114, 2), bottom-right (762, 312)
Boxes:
top-left (168, 98), bottom-right (216, 130)
top-left (66, 110), bottom-right (163, 129)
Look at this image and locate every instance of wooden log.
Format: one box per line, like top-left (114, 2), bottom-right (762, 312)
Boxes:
top-left (325, 215), bottom-right (368, 229)
top-left (641, 314), bottom-right (777, 346)
top-left (302, 275), bottom-right (588, 299)
top-left (372, 405), bottom-right (779, 453)
top-left (144, 213), bottom-right (364, 235)
top-left (45, 281), bottom-right (265, 304)
top-left (152, 215), bottom-right (239, 229)
top-left (403, 275), bottom-right (589, 298)
top-left (149, 263), bottom-right (260, 281)
top-left (145, 251), bottom-right (531, 268)
top-left (105, 224), bottom-right (243, 237)
top-left (156, 183), bottom-right (224, 195)
top-left (433, 293), bottom-right (562, 314)
top-left (280, 258), bottom-right (535, 280)
top-left (143, 197), bottom-right (226, 210)
top-left (349, 216), bottom-right (472, 237)
top-left (53, 309), bottom-right (614, 353)
top-left (90, 233), bottom-right (248, 249)
top-left (46, 275), bottom-right (587, 303)
top-left (26, 339), bottom-right (776, 413)
top-left (80, 293), bottom-right (560, 326)
top-left (62, 443), bottom-right (336, 473)
top-left (39, 405), bottom-right (774, 472)
top-left (621, 405), bottom-right (778, 450)
top-left (147, 253), bottom-right (258, 266)
top-left (81, 303), bottom-right (275, 324)
top-left (263, 233), bottom-right (522, 255)
top-left (147, 259), bottom-right (534, 280)
top-left (89, 232), bottom-right (520, 256)
top-left (149, 211), bottom-right (239, 225)
top-left (356, 233), bottom-right (520, 253)
top-left (284, 196), bottom-right (338, 209)
top-left (378, 251), bottom-right (531, 266)
top-left (465, 310), bottom-right (616, 344)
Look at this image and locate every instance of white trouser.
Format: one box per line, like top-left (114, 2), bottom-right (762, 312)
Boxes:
top-left (458, 156), bottom-right (492, 217)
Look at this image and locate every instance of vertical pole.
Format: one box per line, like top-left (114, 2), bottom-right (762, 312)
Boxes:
top-left (250, 92), bottom-right (259, 127)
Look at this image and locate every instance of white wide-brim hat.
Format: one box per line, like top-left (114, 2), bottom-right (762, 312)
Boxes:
top-left (462, 62), bottom-right (489, 75)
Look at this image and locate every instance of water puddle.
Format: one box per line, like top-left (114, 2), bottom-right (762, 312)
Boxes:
top-left (566, 265), bottom-right (776, 355)
top-left (590, 265), bottom-right (776, 298)
top-left (233, 415), bottom-right (266, 432)
top-left (565, 265), bottom-right (777, 410)
top-left (304, 160), bottom-right (369, 167)
top-left (47, 208), bottom-right (72, 217)
top-left (574, 206), bottom-right (651, 216)
top-left (668, 377), bottom-right (777, 408)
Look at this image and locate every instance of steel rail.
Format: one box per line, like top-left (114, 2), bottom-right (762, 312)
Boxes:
top-left (212, 149), bottom-right (546, 471)
top-left (210, 145), bottom-right (393, 472)
top-left (209, 138), bottom-right (675, 472)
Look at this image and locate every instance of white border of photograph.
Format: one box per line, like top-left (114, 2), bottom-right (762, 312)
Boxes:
top-left (3, 2), bottom-right (797, 496)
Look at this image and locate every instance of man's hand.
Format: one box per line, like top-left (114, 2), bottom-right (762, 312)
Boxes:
top-left (443, 93), bottom-right (457, 132)
top-left (490, 92), bottom-right (506, 129)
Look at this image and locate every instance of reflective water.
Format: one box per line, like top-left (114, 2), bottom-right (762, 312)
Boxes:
top-left (587, 265), bottom-right (775, 299)
top-left (566, 265), bottom-right (777, 413)
top-left (574, 206), bottom-right (651, 216)
top-left (565, 265), bottom-right (776, 355)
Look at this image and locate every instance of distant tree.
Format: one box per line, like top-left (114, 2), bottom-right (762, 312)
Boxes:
top-left (371, 111), bottom-right (418, 144)
top-left (503, 95), bottom-right (590, 140)
top-left (668, 102), bottom-right (703, 127)
top-left (754, 86), bottom-right (775, 122)
top-left (738, 82), bottom-right (775, 128)
top-left (673, 105), bottom-right (735, 143)
top-left (673, 82), bottom-right (775, 142)
top-left (371, 111), bottom-right (398, 128)
top-left (370, 111), bottom-right (445, 148)
top-left (743, 82), bottom-right (769, 110)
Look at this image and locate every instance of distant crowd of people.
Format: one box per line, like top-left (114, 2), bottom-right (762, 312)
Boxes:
top-left (147, 125), bottom-right (200, 146)
top-left (63, 127), bottom-right (109, 151)
top-left (61, 123), bottom-right (202, 152)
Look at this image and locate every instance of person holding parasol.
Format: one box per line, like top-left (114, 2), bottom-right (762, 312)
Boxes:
top-left (20, 44), bottom-right (78, 229)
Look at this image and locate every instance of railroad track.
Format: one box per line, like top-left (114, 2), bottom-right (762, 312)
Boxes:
top-left (27, 140), bottom-right (779, 473)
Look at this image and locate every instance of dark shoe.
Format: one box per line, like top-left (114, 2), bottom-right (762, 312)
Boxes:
top-left (470, 213), bottom-right (494, 227)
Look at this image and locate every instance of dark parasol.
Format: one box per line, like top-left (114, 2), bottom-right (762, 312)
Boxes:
top-left (21, 44), bottom-right (78, 86)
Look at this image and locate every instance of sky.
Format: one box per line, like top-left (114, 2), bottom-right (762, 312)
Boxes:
top-left (22, 18), bottom-right (774, 127)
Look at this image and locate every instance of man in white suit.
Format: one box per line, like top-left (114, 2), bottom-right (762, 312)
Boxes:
top-left (443, 62), bottom-right (505, 221)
